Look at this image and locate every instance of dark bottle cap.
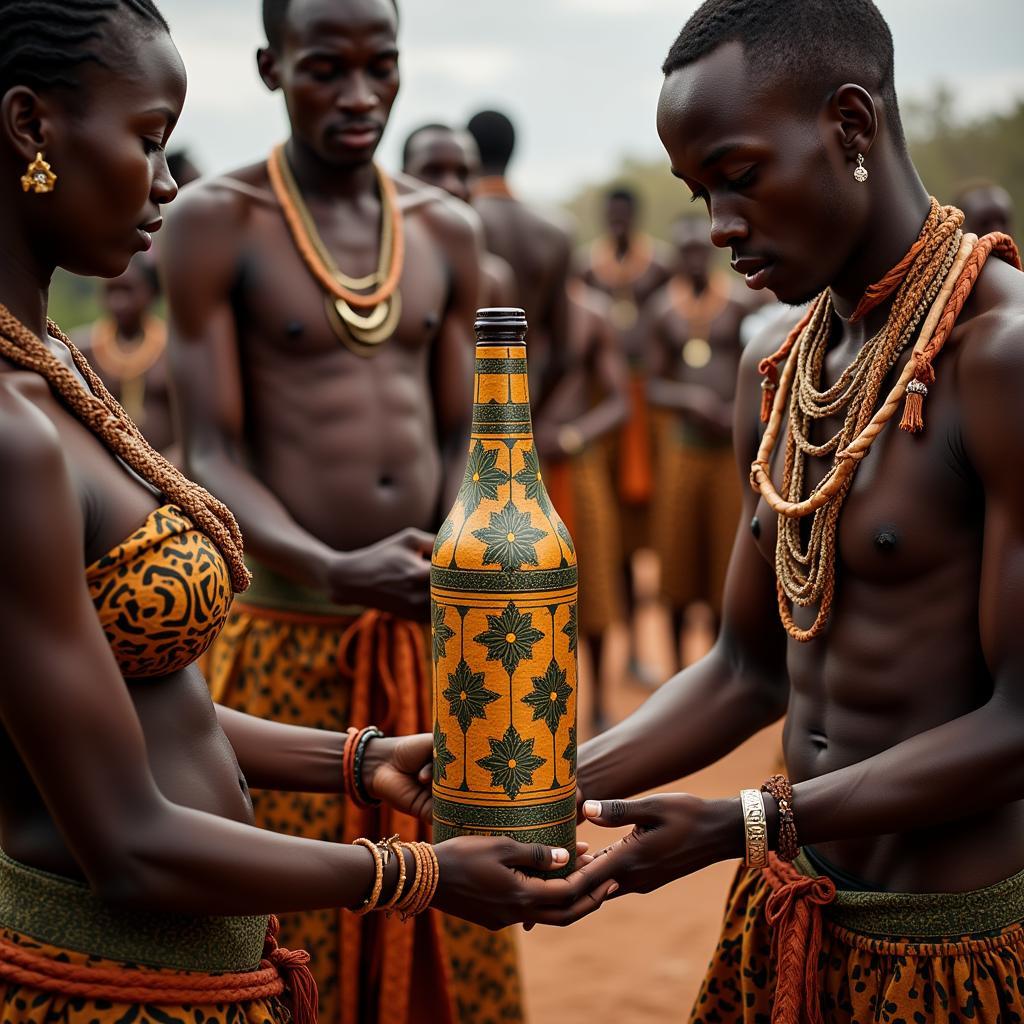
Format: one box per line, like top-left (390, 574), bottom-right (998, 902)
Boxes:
top-left (474, 307), bottom-right (528, 341)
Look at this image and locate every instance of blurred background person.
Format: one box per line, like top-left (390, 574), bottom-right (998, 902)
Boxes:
top-left (72, 254), bottom-right (177, 459)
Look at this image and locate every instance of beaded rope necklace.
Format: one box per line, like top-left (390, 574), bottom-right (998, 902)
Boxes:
top-left (751, 200), bottom-right (1020, 641)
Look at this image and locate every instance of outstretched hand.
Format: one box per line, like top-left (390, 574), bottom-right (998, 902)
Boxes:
top-left (580, 794), bottom-right (742, 897)
top-left (433, 837), bottom-right (618, 931)
top-left (362, 733), bottom-right (434, 822)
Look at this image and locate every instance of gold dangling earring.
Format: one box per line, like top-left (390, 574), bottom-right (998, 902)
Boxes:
top-left (21, 152), bottom-right (57, 194)
top-left (853, 153), bottom-right (868, 183)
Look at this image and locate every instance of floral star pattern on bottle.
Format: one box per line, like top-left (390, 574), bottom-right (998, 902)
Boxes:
top-left (522, 660), bottom-right (572, 736)
top-left (459, 440), bottom-right (509, 515)
top-left (471, 502), bottom-right (547, 572)
top-left (473, 601), bottom-right (544, 675)
top-left (512, 445), bottom-right (552, 515)
top-left (433, 722), bottom-right (457, 783)
top-left (442, 658), bottom-right (500, 734)
top-left (476, 724), bottom-right (547, 800)
top-left (431, 602), bottom-right (456, 664)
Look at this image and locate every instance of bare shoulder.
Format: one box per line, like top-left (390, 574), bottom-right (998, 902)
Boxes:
top-left (392, 173), bottom-right (480, 257)
top-left (956, 259), bottom-right (1024, 424)
top-left (0, 375), bottom-right (71, 508)
top-left (164, 160), bottom-right (270, 241)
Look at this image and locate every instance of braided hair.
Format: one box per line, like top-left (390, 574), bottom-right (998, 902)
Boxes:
top-left (0, 1), bottom-right (251, 592)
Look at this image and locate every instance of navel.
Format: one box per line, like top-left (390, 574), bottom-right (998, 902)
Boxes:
top-left (423, 312), bottom-right (439, 331)
top-left (286, 320), bottom-right (304, 338)
top-left (750, 515), bottom-right (761, 540)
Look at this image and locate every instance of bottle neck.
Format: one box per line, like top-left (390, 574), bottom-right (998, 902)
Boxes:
top-left (470, 338), bottom-right (534, 437)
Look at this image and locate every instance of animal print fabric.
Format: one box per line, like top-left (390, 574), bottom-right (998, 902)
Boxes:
top-left (691, 863), bottom-right (1024, 1023)
top-left (0, 926), bottom-right (289, 1024)
top-left (206, 604), bottom-right (524, 1024)
top-left (86, 505), bottom-right (233, 679)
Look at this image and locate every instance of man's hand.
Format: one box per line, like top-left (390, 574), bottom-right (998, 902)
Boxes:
top-left (432, 837), bottom-right (617, 931)
top-left (580, 793), bottom-right (743, 896)
top-left (329, 528), bottom-right (434, 620)
top-left (362, 734), bottom-right (433, 822)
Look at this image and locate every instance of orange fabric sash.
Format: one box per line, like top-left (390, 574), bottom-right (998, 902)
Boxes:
top-left (336, 611), bottom-right (455, 1024)
top-left (544, 459), bottom-right (577, 540)
top-left (763, 855), bottom-right (837, 1024)
top-left (0, 916), bottom-right (315, 1022)
top-left (618, 372), bottom-right (654, 504)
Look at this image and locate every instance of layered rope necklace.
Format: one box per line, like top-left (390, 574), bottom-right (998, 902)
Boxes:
top-left (266, 144), bottom-right (405, 356)
top-left (751, 200), bottom-right (1021, 641)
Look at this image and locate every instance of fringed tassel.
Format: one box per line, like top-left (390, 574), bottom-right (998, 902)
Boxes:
top-left (899, 379), bottom-right (929, 433)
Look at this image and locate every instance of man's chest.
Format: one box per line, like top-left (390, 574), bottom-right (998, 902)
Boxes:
top-left (236, 212), bottom-right (449, 362)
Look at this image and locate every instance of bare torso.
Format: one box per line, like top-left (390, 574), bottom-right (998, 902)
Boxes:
top-left (745, 259), bottom-right (1024, 892)
top-left (0, 350), bottom-right (252, 880)
top-left (649, 278), bottom-right (745, 444)
top-left (474, 194), bottom-right (571, 397)
top-left (197, 165), bottom-right (461, 550)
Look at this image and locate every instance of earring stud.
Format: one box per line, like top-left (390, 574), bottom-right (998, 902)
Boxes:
top-left (21, 152), bottom-right (57, 194)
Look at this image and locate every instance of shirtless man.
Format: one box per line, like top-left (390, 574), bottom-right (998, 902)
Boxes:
top-left (465, 108), bottom-right (571, 405)
top-left (954, 178), bottom-right (1015, 240)
top-left (572, 1), bottom-right (1024, 1020)
top-left (536, 280), bottom-right (629, 733)
top-left (577, 187), bottom-right (673, 681)
top-left (646, 216), bottom-right (746, 662)
top-left (402, 122), bottom-right (517, 307)
top-left (72, 254), bottom-right (176, 456)
top-left (162, 1), bottom-right (524, 1021)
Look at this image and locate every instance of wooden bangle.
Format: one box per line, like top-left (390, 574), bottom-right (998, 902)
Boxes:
top-left (398, 843), bottom-right (428, 920)
top-left (352, 838), bottom-right (384, 916)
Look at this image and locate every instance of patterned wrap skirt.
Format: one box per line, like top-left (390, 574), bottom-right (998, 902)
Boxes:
top-left (691, 850), bottom-right (1024, 1023)
top-left (205, 561), bottom-right (524, 1024)
top-left (0, 849), bottom-right (309, 1024)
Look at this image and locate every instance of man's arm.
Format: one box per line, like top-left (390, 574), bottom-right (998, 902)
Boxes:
top-left (162, 182), bottom-right (433, 617)
top-left (576, 291), bottom-right (1024, 895)
top-left (578, 332), bottom-right (790, 803)
top-left (536, 296), bottom-right (629, 457)
top-left (429, 198), bottom-right (481, 515)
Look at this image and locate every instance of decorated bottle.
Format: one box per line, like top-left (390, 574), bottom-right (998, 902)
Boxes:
top-left (431, 308), bottom-right (578, 874)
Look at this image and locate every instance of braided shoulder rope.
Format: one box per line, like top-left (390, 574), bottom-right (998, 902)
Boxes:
top-left (751, 228), bottom-right (1021, 520)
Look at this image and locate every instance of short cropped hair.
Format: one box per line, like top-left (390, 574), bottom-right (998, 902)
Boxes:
top-left (401, 122), bottom-right (452, 170)
top-left (466, 110), bottom-right (515, 172)
top-left (662, 0), bottom-right (904, 145)
top-left (263, 0), bottom-right (397, 49)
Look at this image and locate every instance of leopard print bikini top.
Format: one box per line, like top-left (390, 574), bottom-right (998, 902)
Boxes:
top-left (86, 504), bottom-right (233, 679)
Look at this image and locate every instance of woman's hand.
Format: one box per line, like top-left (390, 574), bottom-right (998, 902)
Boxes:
top-left (580, 793), bottom-right (743, 896)
top-left (432, 837), bottom-right (617, 931)
top-left (362, 734), bottom-right (433, 822)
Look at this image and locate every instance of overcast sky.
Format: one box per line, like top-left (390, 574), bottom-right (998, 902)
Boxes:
top-left (159, 0), bottom-right (1024, 204)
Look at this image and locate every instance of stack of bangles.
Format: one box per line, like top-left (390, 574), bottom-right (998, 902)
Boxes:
top-left (739, 773), bottom-right (800, 868)
top-left (353, 835), bottom-right (440, 921)
top-left (342, 725), bottom-right (383, 808)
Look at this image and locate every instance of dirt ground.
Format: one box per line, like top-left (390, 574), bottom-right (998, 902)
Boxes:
top-left (517, 553), bottom-right (783, 1024)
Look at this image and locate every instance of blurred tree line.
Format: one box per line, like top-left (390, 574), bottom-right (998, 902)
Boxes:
top-left (49, 90), bottom-right (1021, 329)
top-left (563, 90), bottom-right (1024, 244)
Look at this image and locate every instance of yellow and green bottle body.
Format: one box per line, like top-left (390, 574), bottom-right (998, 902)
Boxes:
top-left (431, 308), bottom-right (578, 873)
